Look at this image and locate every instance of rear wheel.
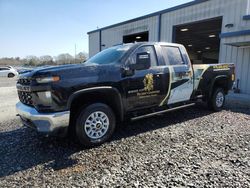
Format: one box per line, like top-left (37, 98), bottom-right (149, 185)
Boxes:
top-left (208, 87), bottom-right (225, 111)
top-left (75, 103), bottom-right (116, 147)
top-left (8, 73), bottom-right (15, 78)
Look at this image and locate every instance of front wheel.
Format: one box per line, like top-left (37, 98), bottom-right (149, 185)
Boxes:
top-left (75, 103), bottom-right (116, 147)
top-left (8, 73), bottom-right (15, 78)
top-left (208, 88), bottom-right (225, 111)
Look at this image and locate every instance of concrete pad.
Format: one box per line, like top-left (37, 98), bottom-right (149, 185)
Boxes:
top-left (226, 92), bottom-right (250, 108)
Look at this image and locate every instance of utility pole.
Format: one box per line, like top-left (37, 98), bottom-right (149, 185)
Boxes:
top-left (75, 44), bottom-right (76, 64)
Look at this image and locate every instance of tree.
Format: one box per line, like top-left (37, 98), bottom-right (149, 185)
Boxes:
top-left (56, 53), bottom-right (74, 65)
top-left (76, 52), bottom-right (88, 63)
top-left (24, 55), bottom-right (40, 66)
top-left (40, 55), bottom-right (53, 65)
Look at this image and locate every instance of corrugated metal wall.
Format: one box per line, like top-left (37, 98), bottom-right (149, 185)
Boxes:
top-left (160, 0), bottom-right (224, 41)
top-left (219, 0), bottom-right (250, 94)
top-left (88, 0), bottom-right (250, 94)
top-left (101, 16), bottom-right (159, 50)
top-left (88, 31), bottom-right (100, 57)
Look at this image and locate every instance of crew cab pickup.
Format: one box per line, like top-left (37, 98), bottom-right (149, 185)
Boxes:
top-left (16, 42), bottom-right (235, 147)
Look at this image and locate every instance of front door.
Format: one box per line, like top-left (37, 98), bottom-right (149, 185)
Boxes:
top-left (122, 45), bottom-right (170, 111)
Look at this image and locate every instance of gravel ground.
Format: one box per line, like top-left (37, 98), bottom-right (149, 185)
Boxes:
top-left (0, 78), bottom-right (19, 121)
top-left (0, 77), bottom-right (17, 87)
top-left (0, 78), bottom-right (250, 187)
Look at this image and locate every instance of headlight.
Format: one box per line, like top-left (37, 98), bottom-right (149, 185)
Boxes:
top-left (36, 76), bottom-right (60, 84)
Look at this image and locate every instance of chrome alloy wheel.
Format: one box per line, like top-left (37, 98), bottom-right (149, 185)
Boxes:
top-left (216, 91), bottom-right (224, 108)
top-left (84, 111), bottom-right (109, 139)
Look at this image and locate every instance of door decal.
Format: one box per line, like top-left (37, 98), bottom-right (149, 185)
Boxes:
top-left (160, 65), bottom-right (194, 106)
top-left (143, 73), bottom-right (154, 92)
top-left (193, 64), bottom-right (210, 90)
top-left (127, 73), bottom-right (160, 100)
top-left (159, 67), bottom-right (172, 106)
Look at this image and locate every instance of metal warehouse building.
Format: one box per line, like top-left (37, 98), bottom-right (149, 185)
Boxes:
top-left (88, 0), bottom-right (250, 95)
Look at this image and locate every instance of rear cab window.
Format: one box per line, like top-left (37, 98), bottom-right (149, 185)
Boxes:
top-left (161, 46), bottom-right (185, 66)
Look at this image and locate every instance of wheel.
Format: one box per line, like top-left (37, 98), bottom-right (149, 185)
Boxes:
top-left (8, 73), bottom-right (15, 78)
top-left (208, 87), bottom-right (225, 111)
top-left (75, 103), bottom-right (116, 147)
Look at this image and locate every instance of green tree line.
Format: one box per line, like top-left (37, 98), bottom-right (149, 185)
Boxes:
top-left (0, 52), bottom-right (88, 67)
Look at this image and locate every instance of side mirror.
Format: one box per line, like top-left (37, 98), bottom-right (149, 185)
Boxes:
top-left (129, 52), bottom-right (151, 70)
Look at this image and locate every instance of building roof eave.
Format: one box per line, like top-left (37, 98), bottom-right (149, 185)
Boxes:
top-left (87, 0), bottom-right (209, 35)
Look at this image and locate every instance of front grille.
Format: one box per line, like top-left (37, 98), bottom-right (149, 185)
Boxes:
top-left (18, 90), bottom-right (33, 106)
top-left (17, 78), bottom-right (31, 85)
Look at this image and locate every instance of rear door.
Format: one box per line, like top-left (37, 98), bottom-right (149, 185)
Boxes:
top-left (160, 45), bottom-right (193, 104)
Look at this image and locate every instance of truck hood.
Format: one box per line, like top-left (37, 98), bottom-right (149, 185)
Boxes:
top-left (20, 63), bottom-right (121, 81)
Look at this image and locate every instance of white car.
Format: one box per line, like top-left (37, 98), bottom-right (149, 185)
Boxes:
top-left (0, 66), bottom-right (19, 78)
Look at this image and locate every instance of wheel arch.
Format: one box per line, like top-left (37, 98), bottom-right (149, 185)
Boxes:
top-left (208, 75), bottom-right (229, 98)
top-left (68, 86), bottom-right (124, 123)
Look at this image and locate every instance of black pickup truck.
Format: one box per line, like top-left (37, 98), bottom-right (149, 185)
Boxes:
top-left (16, 42), bottom-right (235, 147)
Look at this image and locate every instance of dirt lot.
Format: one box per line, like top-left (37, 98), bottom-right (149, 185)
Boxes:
top-left (0, 78), bottom-right (249, 187)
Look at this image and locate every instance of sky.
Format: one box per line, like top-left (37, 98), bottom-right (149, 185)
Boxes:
top-left (0, 0), bottom-right (191, 58)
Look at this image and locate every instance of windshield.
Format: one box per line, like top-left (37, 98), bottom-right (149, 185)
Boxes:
top-left (85, 44), bottom-right (133, 65)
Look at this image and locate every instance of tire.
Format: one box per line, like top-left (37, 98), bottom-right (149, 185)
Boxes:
top-left (8, 73), bottom-right (15, 78)
top-left (208, 87), bottom-right (225, 111)
top-left (75, 103), bottom-right (116, 147)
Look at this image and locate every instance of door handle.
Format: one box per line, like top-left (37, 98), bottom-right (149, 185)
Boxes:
top-left (183, 71), bottom-right (192, 77)
top-left (156, 72), bottom-right (163, 78)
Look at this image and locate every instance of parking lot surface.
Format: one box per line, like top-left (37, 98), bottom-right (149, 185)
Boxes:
top-left (0, 78), bottom-right (249, 187)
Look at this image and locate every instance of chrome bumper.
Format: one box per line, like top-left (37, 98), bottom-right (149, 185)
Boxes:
top-left (16, 102), bottom-right (70, 136)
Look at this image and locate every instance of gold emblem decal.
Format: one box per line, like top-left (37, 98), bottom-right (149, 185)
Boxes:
top-left (143, 73), bottom-right (154, 92)
top-left (213, 64), bottom-right (229, 69)
top-left (128, 73), bottom-right (159, 98)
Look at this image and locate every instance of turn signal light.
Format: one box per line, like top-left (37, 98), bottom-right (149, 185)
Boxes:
top-left (232, 74), bottom-right (235, 81)
top-left (36, 76), bottom-right (60, 84)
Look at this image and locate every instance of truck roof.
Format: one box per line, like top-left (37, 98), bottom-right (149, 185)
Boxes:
top-left (114, 42), bottom-right (184, 48)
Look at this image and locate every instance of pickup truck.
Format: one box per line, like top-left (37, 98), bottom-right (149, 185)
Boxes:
top-left (16, 42), bottom-right (235, 147)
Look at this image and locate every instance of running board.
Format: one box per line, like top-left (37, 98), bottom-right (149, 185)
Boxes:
top-left (131, 103), bottom-right (196, 121)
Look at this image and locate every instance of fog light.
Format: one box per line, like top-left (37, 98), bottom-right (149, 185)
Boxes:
top-left (37, 91), bottom-right (52, 105)
top-left (45, 91), bottom-right (51, 99)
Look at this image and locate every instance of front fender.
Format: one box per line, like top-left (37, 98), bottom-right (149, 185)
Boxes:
top-left (67, 86), bottom-right (124, 121)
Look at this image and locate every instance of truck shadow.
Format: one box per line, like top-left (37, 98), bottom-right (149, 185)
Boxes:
top-left (0, 104), bottom-right (226, 178)
top-left (112, 104), bottom-right (213, 141)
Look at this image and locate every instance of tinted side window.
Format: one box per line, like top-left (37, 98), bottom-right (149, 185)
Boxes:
top-left (131, 45), bottom-right (158, 67)
top-left (0, 68), bottom-right (9, 71)
top-left (161, 46), bottom-right (184, 65)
